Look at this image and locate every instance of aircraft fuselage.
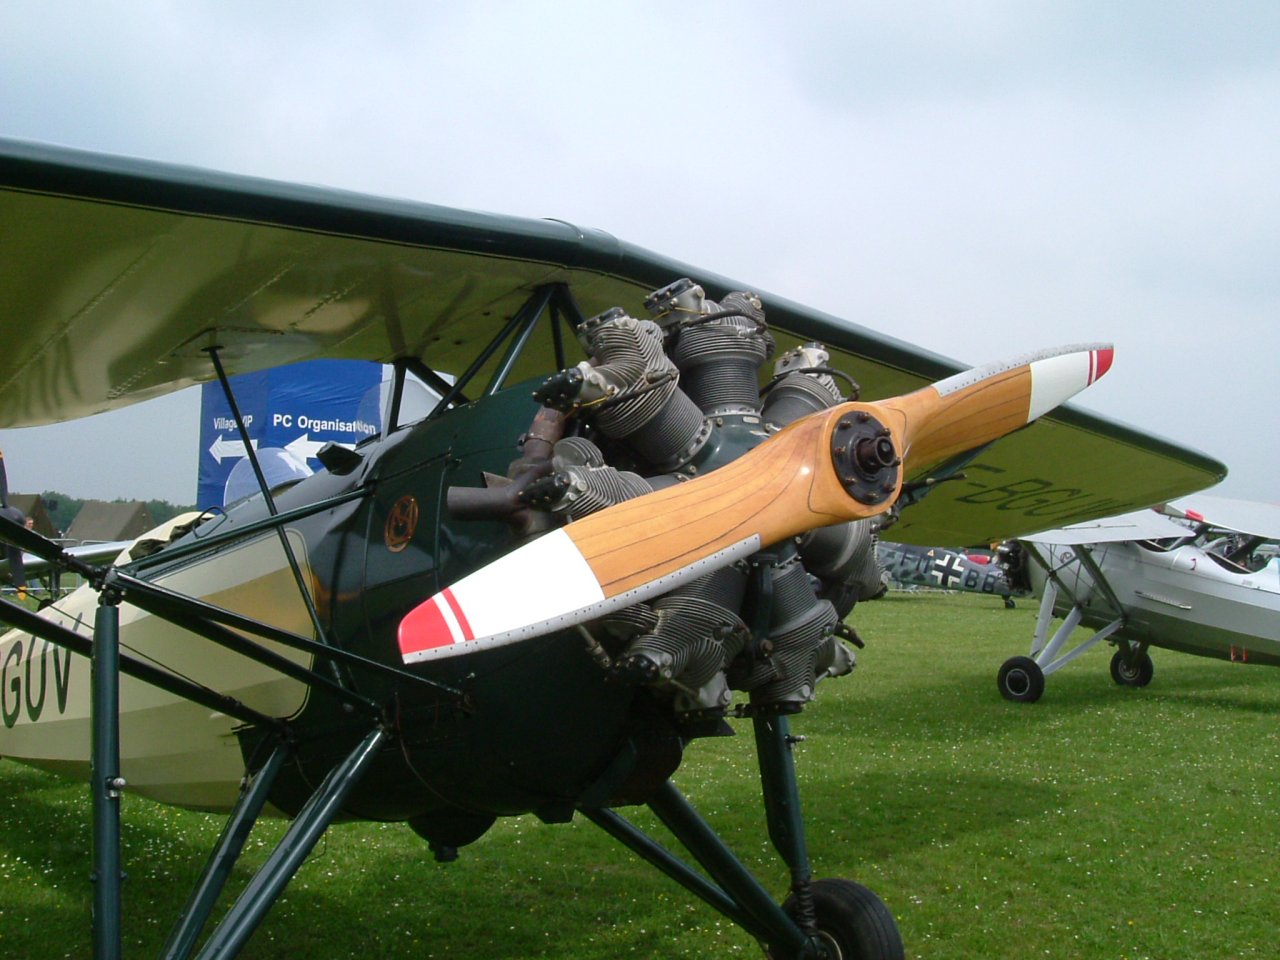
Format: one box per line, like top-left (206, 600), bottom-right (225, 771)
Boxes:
top-left (1030, 540), bottom-right (1280, 665)
top-left (0, 381), bottom-right (675, 832)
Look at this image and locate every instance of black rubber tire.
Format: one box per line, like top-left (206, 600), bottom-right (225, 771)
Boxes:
top-left (1110, 649), bottom-right (1154, 687)
top-left (776, 878), bottom-right (904, 960)
top-left (997, 656), bottom-right (1045, 702)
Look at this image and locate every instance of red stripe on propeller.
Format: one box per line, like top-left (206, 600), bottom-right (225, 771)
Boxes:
top-left (398, 597), bottom-right (456, 657)
top-left (1090, 348), bottom-right (1114, 384)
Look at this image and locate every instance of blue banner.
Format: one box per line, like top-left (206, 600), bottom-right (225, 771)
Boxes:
top-left (197, 360), bottom-right (383, 508)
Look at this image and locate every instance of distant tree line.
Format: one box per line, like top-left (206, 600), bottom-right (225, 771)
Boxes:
top-left (38, 491), bottom-right (196, 535)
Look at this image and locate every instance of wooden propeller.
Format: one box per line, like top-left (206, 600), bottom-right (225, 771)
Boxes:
top-left (399, 344), bottom-right (1113, 663)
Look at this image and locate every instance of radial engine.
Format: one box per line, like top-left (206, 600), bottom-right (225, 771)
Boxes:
top-left (448, 279), bottom-right (886, 723)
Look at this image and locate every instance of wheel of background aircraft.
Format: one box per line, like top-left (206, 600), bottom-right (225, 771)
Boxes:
top-left (773, 878), bottom-right (904, 960)
top-left (1109, 649), bottom-right (1154, 688)
top-left (997, 656), bottom-right (1045, 702)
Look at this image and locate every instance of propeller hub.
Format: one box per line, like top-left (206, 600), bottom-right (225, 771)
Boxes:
top-left (855, 434), bottom-right (897, 474)
top-left (831, 412), bottom-right (900, 506)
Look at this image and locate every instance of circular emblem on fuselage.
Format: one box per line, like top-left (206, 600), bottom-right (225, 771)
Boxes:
top-left (385, 496), bottom-right (420, 552)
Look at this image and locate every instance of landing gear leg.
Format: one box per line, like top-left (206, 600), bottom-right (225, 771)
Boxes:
top-left (585, 718), bottom-right (903, 959)
top-left (755, 715), bottom-right (903, 960)
top-left (781, 878), bottom-right (903, 960)
top-left (91, 592), bottom-right (123, 960)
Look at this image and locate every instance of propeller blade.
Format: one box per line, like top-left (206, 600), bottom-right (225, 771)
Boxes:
top-left (881, 343), bottom-right (1114, 475)
top-left (399, 343), bottom-right (1113, 663)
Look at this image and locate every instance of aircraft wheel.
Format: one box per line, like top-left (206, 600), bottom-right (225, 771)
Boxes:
top-left (1110, 649), bottom-right (1154, 688)
top-left (772, 878), bottom-right (904, 960)
top-left (997, 656), bottom-right (1045, 702)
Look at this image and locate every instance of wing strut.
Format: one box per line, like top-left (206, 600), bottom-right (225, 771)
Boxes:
top-left (182, 726), bottom-right (389, 960)
top-left (423, 282), bottom-right (584, 418)
top-left (159, 743), bottom-right (291, 960)
top-left (205, 346), bottom-right (352, 691)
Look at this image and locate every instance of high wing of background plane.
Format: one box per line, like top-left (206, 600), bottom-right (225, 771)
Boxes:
top-left (1021, 508), bottom-right (1193, 545)
top-left (0, 139), bottom-right (1223, 546)
top-left (1159, 494), bottom-right (1280, 540)
top-left (0, 539), bottom-right (132, 580)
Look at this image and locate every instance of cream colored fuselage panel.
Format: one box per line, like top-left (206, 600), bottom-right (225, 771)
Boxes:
top-left (0, 530), bottom-right (314, 812)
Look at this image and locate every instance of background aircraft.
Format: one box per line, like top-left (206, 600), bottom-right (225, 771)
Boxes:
top-left (0, 139), bottom-right (1225, 960)
top-left (875, 540), bottom-right (1016, 606)
top-left (0, 450), bottom-right (30, 595)
top-left (996, 495), bottom-right (1280, 702)
top-left (0, 451), bottom-right (132, 605)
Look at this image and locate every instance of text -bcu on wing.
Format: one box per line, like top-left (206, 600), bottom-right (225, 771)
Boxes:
top-left (0, 138), bottom-right (1225, 544)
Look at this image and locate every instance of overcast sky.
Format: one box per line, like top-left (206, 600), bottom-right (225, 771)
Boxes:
top-left (1, 2), bottom-right (1276, 505)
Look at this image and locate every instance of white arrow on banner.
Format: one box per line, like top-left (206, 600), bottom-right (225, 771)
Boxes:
top-left (208, 434), bottom-right (259, 465)
top-left (285, 433), bottom-right (354, 464)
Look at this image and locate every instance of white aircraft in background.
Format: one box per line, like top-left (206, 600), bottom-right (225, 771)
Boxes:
top-left (996, 495), bottom-right (1280, 702)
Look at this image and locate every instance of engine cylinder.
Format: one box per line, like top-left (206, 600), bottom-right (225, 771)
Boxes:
top-left (549, 464), bottom-right (653, 521)
top-left (761, 343), bottom-right (849, 429)
top-left (668, 292), bottom-right (774, 416)
top-left (747, 549), bottom-right (851, 710)
top-left (575, 311), bottom-right (709, 470)
top-left (483, 280), bottom-right (870, 724)
top-left (798, 519), bottom-right (884, 617)
top-left (615, 564), bottom-right (749, 715)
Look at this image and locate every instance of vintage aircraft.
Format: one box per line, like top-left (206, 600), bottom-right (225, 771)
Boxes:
top-left (875, 540), bottom-right (1016, 606)
top-left (995, 495), bottom-right (1280, 702)
top-left (0, 139), bottom-right (1225, 960)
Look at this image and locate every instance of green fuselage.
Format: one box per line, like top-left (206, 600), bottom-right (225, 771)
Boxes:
top-left (149, 383), bottom-right (681, 835)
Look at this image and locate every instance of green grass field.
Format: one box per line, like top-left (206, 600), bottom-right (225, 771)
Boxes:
top-left (2, 591), bottom-right (1276, 958)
